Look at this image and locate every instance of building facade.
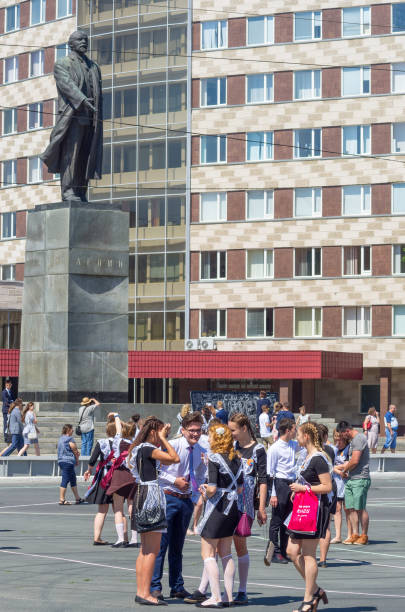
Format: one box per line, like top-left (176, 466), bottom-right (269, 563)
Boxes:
top-left (1, 0), bottom-right (405, 425)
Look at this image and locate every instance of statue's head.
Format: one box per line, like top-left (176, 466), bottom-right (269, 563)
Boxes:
top-left (68, 30), bottom-right (89, 56)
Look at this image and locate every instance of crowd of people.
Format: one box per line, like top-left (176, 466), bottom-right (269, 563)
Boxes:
top-left (41, 395), bottom-right (373, 610)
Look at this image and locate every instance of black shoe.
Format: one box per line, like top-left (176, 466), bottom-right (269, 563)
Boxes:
top-left (171, 589), bottom-right (191, 599)
top-left (233, 592), bottom-right (248, 605)
top-left (318, 561), bottom-right (328, 568)
top-left (272, 553), bottom-right (288, 564)
top-left (195, 603), bottom-right (224, 609)
top-left (93, 540), bottom-right (109, 546)
top-left (222, 603), bottom-right (235, 608)
top-left (135, 595), bottom-right (167, 606)
top-left (111, 541), bottom-right (127, 548)
top-left (150, 592), bottom-right (165, 602)
top-left (264, 540), bottom-right (275, 566)
top-left (125, 542), bottom-right (140, 548)
top-left (184, 590), bottom-right (208, 604)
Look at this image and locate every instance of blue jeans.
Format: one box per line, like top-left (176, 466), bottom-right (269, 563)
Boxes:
top-left (151, 494), bottom-right (194, 594)
top-left (81, 430), bottom-right (94, 456)
top-left (59, 462), bottom-right (77, 488)
top-left (3, 433), bottom-right (25, 456)
top-left (383, 428), bottom-right (398, 449)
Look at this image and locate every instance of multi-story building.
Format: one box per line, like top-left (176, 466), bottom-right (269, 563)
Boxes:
top-left (1, 1), bottom-right (405, 426)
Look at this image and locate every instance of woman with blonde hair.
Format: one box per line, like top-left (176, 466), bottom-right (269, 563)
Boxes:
top-left (363, 406), bottom-right (379, 454)
top-left (197, 424), bottom-right (244, 608)
top-left (176, 403), bottom-right (191, 435)
top-left (18, 402), bottom-right (40, 456)
top-left (287, 422), bottom-right (332, 612)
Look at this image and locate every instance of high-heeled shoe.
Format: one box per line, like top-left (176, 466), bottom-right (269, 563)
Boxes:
top-left (293, 601), bottom-right (317, 612)
top-left (313, 587), bottom-right (328, 606)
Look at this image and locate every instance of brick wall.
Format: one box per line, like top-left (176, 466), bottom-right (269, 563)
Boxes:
top-left (227, 132), bottom-right (245, 163)
top-left (322, 8), bottom-right (341, 39)
top-left (192, 79), bottom-right (200, 108)
top-left (190, 310), bottom-right (199, 338)
top-left (371, 64), bottom-right (391, 95)
top-left (372, 244), bottom-right (391, 276)
top-left (274, 188), bottom-right (293, 219)
top-left (372, 184), bottom-right (391, 215)
top-left (322, 67), bottom-right (341, 98)
top-left (227, 75), bottom-right (245, 105)
top-left (274, 248), bottom-right (293, 278)
top-left (192, 22), bottom-right (200, 51)
top-left (274, 71), bottom-right (293, 102)
top-left (274, 307), bottom-right (293, 337)
top-left (371, 4), bottom-right (391, 35)
top-left (274, 13), bottom-right (293, 43)
top-left (274, 130), bottom-right (293, 160)
top-left (228, 18), bottom-right (246, 47)
top-left (372, 305), bottom-right (392, 336)
top-left (227, 308), bottom-right (245, 337)
top-left (371, 123), bottom-right (391, 155)
top-left (190, 252), bottom-right (199, 281)
top-left (323, 127), bottom-right (341, 157)
top-left (322, 186), bottom-right (341, 217)
top-left (191, 194), bottom-right (200, 223)
top-left (227, 191), bottom-right (245, 221)
top-left (227, 250), bottom-right (245, 280)
top-left (323, 306), bottom-right (342, 337)
top-left (322, 246), bottom-right (342, 277)
top-left (16, 211), bottom-right (27, 238)
top-left (191, 136), bottom-right (200, 165)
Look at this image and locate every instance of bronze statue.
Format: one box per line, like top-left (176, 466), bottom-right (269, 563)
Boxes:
top-left (41, 30), bottom-right (103, 202)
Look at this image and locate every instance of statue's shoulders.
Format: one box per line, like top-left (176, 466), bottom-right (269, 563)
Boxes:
top-left (55, 55), bottom-right (74, 69)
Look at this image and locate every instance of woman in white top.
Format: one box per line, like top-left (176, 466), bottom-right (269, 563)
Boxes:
top-left (296, 405), bottom-right (310, 427)
top-left (363, 406), bottom-right (379, 453)
top-left (18, 402), bottom-right (40, 456)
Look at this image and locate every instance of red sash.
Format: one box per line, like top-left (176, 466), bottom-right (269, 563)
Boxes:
top-left (100, 450), bottom-right (129, 490)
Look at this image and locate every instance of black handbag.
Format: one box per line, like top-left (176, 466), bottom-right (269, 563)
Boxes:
top-left (134, 448), bottom-right (167, 533)
top-left (75, 407), bottom-right (86, 436)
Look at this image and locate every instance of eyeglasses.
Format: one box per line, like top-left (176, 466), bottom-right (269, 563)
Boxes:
top-left (186, 429), bottom-right (202, 435)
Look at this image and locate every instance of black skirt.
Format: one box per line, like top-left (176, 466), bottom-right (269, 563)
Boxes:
top-left (86, 468), bottom-right (113, 505)
top-left (287, 495), bottom-right (330, 540)
top-left (131, 483), bottom-right (167, 533)
top-left (200, 497), bottom-right (241, 539)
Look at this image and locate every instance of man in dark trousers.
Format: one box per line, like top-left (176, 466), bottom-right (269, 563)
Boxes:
top-left (256, 390), bottom-right (271, 424)
top-left (265, 418), bottom-right (299, 565)
top-left (41, 30), bottom-right (103, 202)
top-left (2, 379), bottom-right (14, 442)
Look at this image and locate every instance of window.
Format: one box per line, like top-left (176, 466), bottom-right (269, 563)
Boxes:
top-left (201, 135), bottom-right (226, 164)
top-left (342, 67), bottom-right (370, 96)
top-left (31, 0), bottom-right (46, 25)
top-left (1, 265), bottom-right (16, 281)
top-left (200, 192), bottom-right (227, 222)
top-left (294, 187), bottom-right (322, 217)
top-left (295, 308), bottom-right (322, 337)
top-left (28, 157), bottom-right (43, 183)
top-left (343, 246), bottom-right (371, 275)
top-left (294, 70), bottom-right (321, 100)
top-left (57, 0), bottom-right (72, 18)
top-left (247, 16), bottom-right (274, 45)
top-left (392, 62), bottom-right (405, 93)
top-left (246, 74), bottom-right (273, 104)
top-left (246, 308), bottom-right (274, 337)
top-left (2, 160), bottom-right (17, 187)
top-left (201, 21), bottom-right (227, 50)
top-left (3, 109), bottom-right (17, 135)
top-left (295, 248), bottom-right (321, 277)
top-left (342, 6), bottom-right (370, 37)
top-left (393, 184), bottom-right (405, 213)
top-left (200, 310), bottom-right (226, 337)
top-left (343, 306), bottom-right (371, 336)
top-left (294, 129), bottom-right (321, 158)
top-left (5, 57), bottom-right (18, 83)
top-left (393, 123), bottom-right (405, 153)
top-left (393, 245), bottom-right (405, 274)
top-left (343, 185), bottom-right (371, 215)
top-left (246, 249), bottom-right (273, 279)
top-left (392, 3), bottom-right (405, 32)
top-left (28, 103), bottom-right (43, 130)
top-left (393, 305), bottom-right (405, 335)
top-left (294, 11), bottom-right (321, 41)
top-left (343, 125), bottom-right (370, 155)
top-left (30, 50), bottom-right (44, 78)
top-left (56, 43), bottom-right (69, 59)
top-left (200, 251), bottom-right (226, 280)
top-left (246, 190), bottom-right (274, 219)
top-left (201, 78), bottom-right (226, 107)
top-left (6, 5), bottom-right (20, 32)
top-left (246, 131), bottom-right (273, 161)
top-left (1, 213), bottom-right (16, 239)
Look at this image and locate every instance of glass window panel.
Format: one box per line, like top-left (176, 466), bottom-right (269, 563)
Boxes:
top-left (5, 57), bottom-right (18, 83)
top-left (343, 185), bottom-right (370, 215)
top-left (201, 20), bottom-right (227, 49)
top-left (168, 140), bottom-right (182, 168)
top-left (343, 7), bottom-right (370, 36)
top-left (393, 3), bottom-right (405, 32)
top-left (247, 309), bottom-right (264, 337)
top-left (343, 67), bottom-right (361, 96)
top-left (152, 143), bottom-right (165, 169)
top-left (152, 85), bottom-right (166, 113)
top-left (6, 5), bottom-right (20, 32)
top-left (247, 250), bottom-right (264, 278)
top-left (393, 184), bottom-right (405, 213)
top-left (31, 0), bottom-right (46, 24)
top-left (294, 70), bottom-right (321, 100)
top-left (295, 11), bottom-right (321, 41)
top-left (1, 265), bottom-right (15, 281)
top-left (248, 17), bottom-right (265, 44)
top-left (295, 188), bottom-right (315, 216)
top-left (2, 212), bottom-right (16, 239)
top-left (3, 160), bottom-right (17, 186)
top-left (28, 157), bottom-right (42, 183)
top-left (57, 0), bottom-right (72, 18)
top-left (343, 125), bottom-right (370, 155)
top-left (3, 109), bottom-right (17, 135)
top-left (56, 43), bottom-right (69, 59)
top-left (140, 87), bottom-right (150, 115)
top-left (295, 308), bottom-right (313, 336)
top-left (123, 89), bottom-right (137, 116)
top-left (394, 305), bottom-right (405, 334)
top-left (294, 129), bottom-right (321, 158)
top-left (247, 131), bottom-right (272, 161)
top-left (247, 74), bottom-right (273, 103)
top-left (200, 192), bottom-right (226, 222)
top-left (393, 123), bottom-right (405, 152)
top-left (392, 62), bottom-right (405, 92)
top-left (393, 245), bottom-right (405, 273)
top-left (247, 190), bottom-right (273, 219)
top-left (30, 50), bottom-right (44, 77)
top-left (28, 103), bottom-right (43, 130)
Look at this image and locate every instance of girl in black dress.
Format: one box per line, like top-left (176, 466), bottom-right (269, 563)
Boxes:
top-left (286, 422), bottom-right (332, 612)
top-left (197, 424), bottom-right (244, 609)
top-left (83, 420), bottom-right (116, 545)
top-left (127, 416), bottom-right (179, 607)
top-left (228, 413), bottom-right (268, 605)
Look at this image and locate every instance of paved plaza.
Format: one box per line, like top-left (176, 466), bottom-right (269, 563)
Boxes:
top-left (0, 474), bottom-right (404, 611)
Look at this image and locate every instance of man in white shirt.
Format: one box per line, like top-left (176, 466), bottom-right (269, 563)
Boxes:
top-left (151, 412), bottom-right (207, 601)
top-left (265, 418), bottom-right (299, 565)
top-left (259, 405), bottom-right (272, 449)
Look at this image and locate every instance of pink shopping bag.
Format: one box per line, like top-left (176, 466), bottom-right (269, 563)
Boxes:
top-left (286, 488), bottom-right (320, 535)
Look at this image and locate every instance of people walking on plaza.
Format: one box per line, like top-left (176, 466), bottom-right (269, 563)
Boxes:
top-left (77, 397), bottom-right (100, 456)
top-left (18, 402), bottom-right (40, 456)
top-left (335, 420), bottom-right (371, 546)
top-left (228, 413), bottom-right (267, 605)
top-left (296, 405), bottom-right (310, 427)
top-left (196, 423), bottom-right (243, 608)
top-left (330, 429), bottom-right (351, 544)
top-left (1, 400), bottom-right (26, 457)
top-left (266, 418), bottom-right (299, 566)
top-left (83, 420), bottom-right (117, 545)
top-left (2, 379), bottom-right (14, 443)
top-left (363, 406), bottom-right (379, 454)
top-left (381, 405), bottom-right (398, 454)
top-left (57, 424), bottom-right (84, 505)
top-left (258, 404), bottom-right (272, 449)
top-left (104, 413), bottom-right (137, 548)
top-left (128, 417), bottom-right (179, 606)
top-left (256, 390), bottom-right (271, 424)
top-left (150, 411), bottom-right (207, 601)
top-left (286, 422), bottom-right (332, 612)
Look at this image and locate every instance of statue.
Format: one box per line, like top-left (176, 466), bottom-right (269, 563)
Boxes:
top-left (41, 30), bottom-right (103, 202)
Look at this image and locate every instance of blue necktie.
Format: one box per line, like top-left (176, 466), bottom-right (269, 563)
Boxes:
top-left (188, 446), bottom-right (198, 492)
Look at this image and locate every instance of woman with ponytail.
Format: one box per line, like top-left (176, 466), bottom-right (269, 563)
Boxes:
top-left (286, 422), bottom-right (332, 612)
top-left (128, 416), bottom-right (179, 606)
top-left (196, 424), bottom-right (244, 608)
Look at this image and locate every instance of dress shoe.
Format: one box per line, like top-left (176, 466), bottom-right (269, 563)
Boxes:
top-left (271, 553), bottom-right (288, 564)
top-left (343, 534), bottom-right (359, 545)
top-left (150, 591), bottom-right (165, 602)
top-left (93, 540), bottom-right (109, 546)
top-left (233, 592), bottom-right (248, 605)
top-left (125, 542), bottom-right (140, 548)
top-left (318, 561), bottom-right (327, 568)
top-left (111, 541), bottom-right (127, 548)
top-left (170, 589), bottom-right (191, 599)
top-left (184, 590), bottom-right (208, 604)
top-left (353, 534), bottom-right (368, 545)
top-left (195, 602), bottom-right (224, 609)
top-left (135, 595), bottom-right (167, 606)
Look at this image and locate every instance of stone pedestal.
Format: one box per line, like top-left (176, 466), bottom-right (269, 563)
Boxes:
top-left (18, 201), bottom-right (129, 403)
